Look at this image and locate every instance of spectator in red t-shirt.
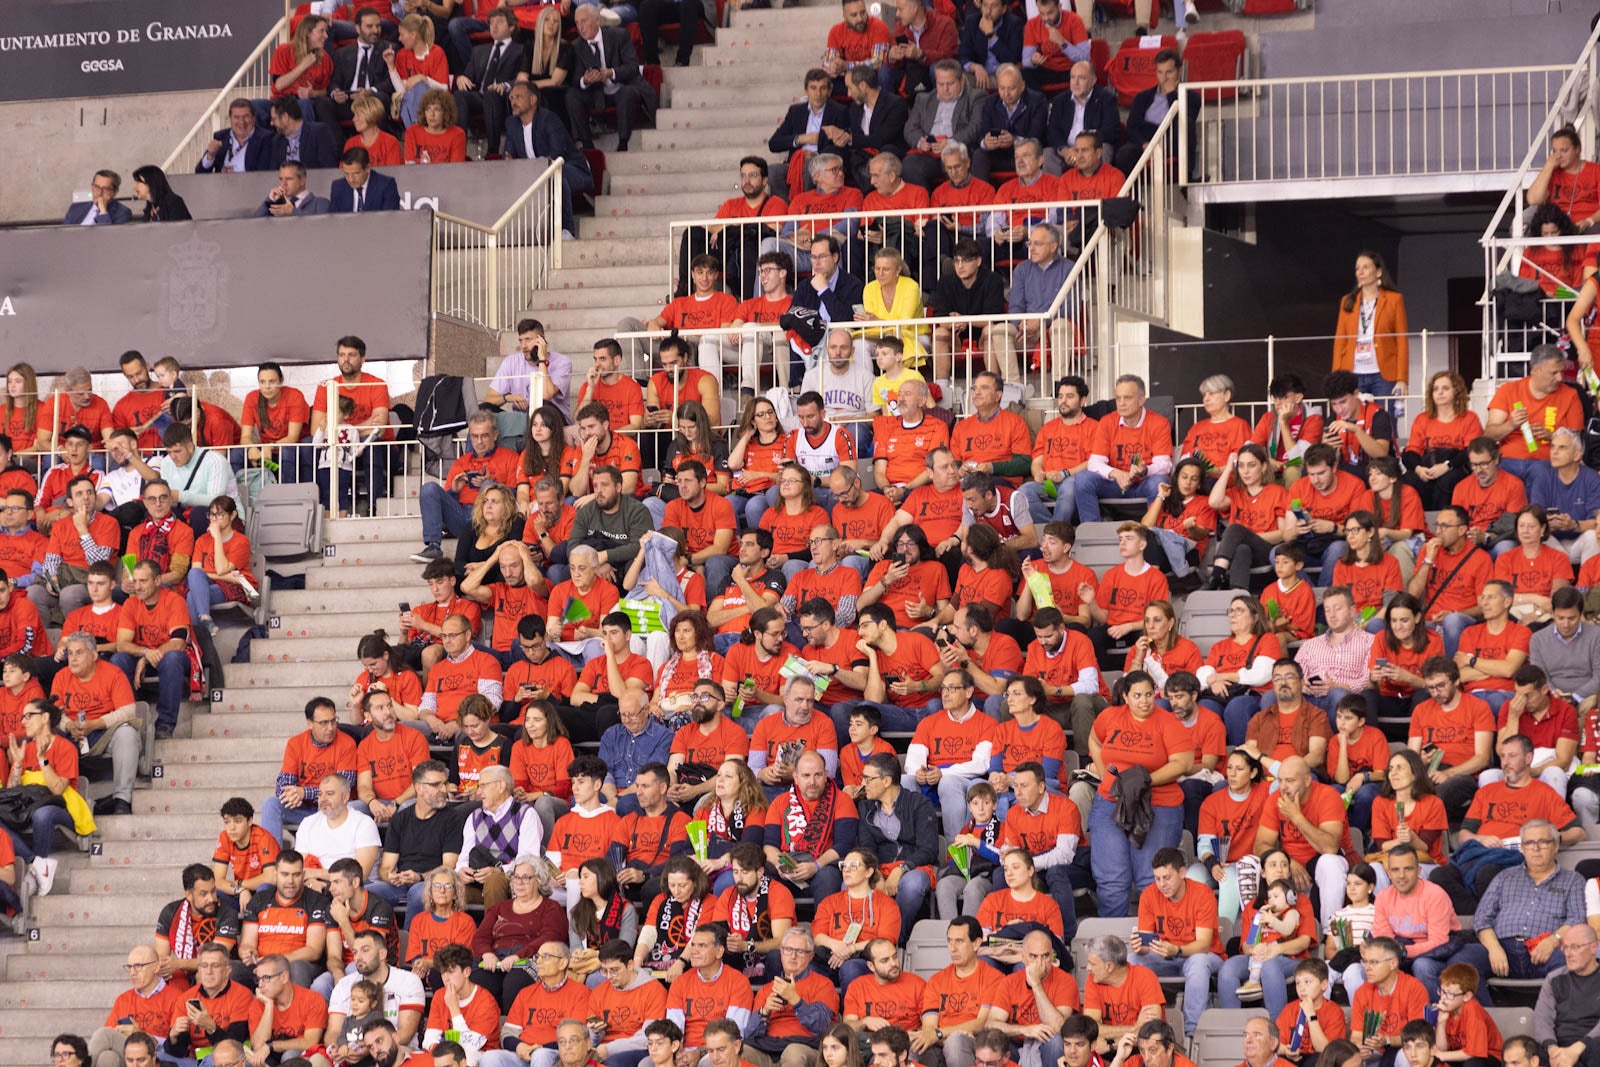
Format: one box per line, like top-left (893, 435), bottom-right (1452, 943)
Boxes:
top-left (111, 559), bottom-right (191, 739)
top-left (414, 411), bottom-right (522, 564)
top-left (6, 696), bottom-right (79, 894)
top-left (1528, 125), bottom-right (1600, 233)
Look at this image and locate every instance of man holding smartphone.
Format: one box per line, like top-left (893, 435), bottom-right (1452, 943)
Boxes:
top-left (486, 319), bottom-right (572, 421)
top-left (413, 412), bottom-right (521, 565)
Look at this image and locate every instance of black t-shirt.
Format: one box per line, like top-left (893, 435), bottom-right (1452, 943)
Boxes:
top-left (1552, 965), bottom-right (1600, 1045)
top-left (931, 269), bottom-right (1008, 318)
top-left (155, 897), bottom-right (242, 952)
top-left (384, 801), bottom-right (469, 875)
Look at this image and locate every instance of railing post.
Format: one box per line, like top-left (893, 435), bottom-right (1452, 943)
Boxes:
top-left (551, 168), bottom-right (564, 275)
top-left (1094, 238), bottom-right (1114, 392)
top-left (1266, 335), bottom-right (1276, 386)
top-left (1178, 94), bottom-right (1189, 189)
top-left (487, 233), bottom-right (501, 332)
top-left (1419, 328), bottom-right (1430, 384)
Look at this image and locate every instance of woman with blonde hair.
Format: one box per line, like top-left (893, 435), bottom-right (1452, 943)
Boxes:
top-left (270, 14), bottom-right (333, 111)
top-left (691, 757), bottom-right (767, 893)
top-left (1, 363), bottom-right (45, 459)
top-left (404, 88), bottom-right (466, 163)
top-left (344, 94), bottom-right (403, 167)
top-left (856, 246), bottom-right (928, 368)
top-left (1401, 370), bottom-right (1481, 511)
top-left (457, 482), bottom-right (520, 580)
top-left (405, 865), bottom-right (476, 982)
top-left (525, 5), bottom-right (575, 115)
top-left (386, 13), bottom-right (449, 128)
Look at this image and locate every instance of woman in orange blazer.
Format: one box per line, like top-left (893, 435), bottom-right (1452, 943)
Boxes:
top-left (1331, 251), bottom-right (1410, 398)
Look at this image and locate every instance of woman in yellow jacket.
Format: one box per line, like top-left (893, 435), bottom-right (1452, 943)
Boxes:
top-left (855, 246), bottom-right (929, 369)
top-left (1331, 251), bottom-right (1409, 399)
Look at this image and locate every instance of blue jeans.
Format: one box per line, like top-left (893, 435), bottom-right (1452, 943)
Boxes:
top-left (420, 482), bottom-right (474, 546)
top-left (574, 0), bottom-right (639, 21)
top-left (186, 568), bottom-right (227, 625)
top-left (366, 877), bottom-right (429, 929)
top-left (1430, 612), bottom-right (1476, 658)
top-left (891, 868), bottom-right (932, 943)
top-left (1219, 952), bottom-right (1299, 1018)
top-left (1019, 477), bottom-right (1076, 525)
top-left (1303, 688), bottom-right (1355, 730)
top-left (1148, 526), bottom-right (1196, 577)
top-left (3, 804), bottom-right (75, 860)
top-left (1202, 693), bottom-right (1264, 748)
top-left (1434, 939), bottom-right (1556, 1004)
top-left (1356, 373), bottom-right (1394, 398)
top-left (705, 554), bottom-right (736, 599)
top-left (1088, 795), bottom-right (1183, 919)
top-left (829, 699), bottom-right (929, 748)
top-left (1074, 470), bottom-right (1165, 523)
top-left (111, 649), bottom-right (188, 732)
top-left (1141, 950), bottom-right (1224, 1035)
top-left (445, 17), bottom-right (488, 68)
top-left (1471, 688), bottom-right (1513, 717)
top-left (726, 490), bottom-right (771, 531)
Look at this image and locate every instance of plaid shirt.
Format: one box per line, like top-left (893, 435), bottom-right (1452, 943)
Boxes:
top-left (1474, 863), bottom-right (1585, 940)
top-left (1294, 627), bottom-right (1376, 694)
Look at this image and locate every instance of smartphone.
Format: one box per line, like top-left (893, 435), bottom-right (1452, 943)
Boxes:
top-left (1375, 658), bottom-right (1389, 669)
top-left (399, 601), bottom-right (411, 612)
top-left (1307, 674), bottom-right (1325, 685)
top-left (1135, 931), bottom-right (1156, 948)
top-left (117, 1016), bottom-right (134, 1027)
top-left (989, 128), bottom-right (1003, 138)
top-left (187, 999), bottom-right (202, 1012)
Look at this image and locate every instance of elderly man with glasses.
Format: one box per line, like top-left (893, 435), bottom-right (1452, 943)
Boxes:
top-left (1431, 818), bottom-right (1586, 1001)
top-left (747, 928), bottom-right (841, 1067)
top-left (88, 946), bottom-right (190, 1067)
top-left (1534, 925), bottom-right (1600, 1067)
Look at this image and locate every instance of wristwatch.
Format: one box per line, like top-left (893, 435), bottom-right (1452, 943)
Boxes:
top-left (1468, 654), bottom-right (1479, 668)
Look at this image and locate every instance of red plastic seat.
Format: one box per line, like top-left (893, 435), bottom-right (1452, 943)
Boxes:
top-left (1237, 0), bottom-right (1300, 12)
top-left (1091, 37), bottom-right (1111, 87)
top-left (1182, 29), bottom-right (1246, 100)
top-left (1107, 33), bottom-right (1177, 105)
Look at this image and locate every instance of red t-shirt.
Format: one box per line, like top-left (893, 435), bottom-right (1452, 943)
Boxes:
top-left (51, 660), bottom-right (135, 725)
top-left (1085, 964), bottom-right (1165, 1027)
top-left (1258, 781), bottom-right (1355, 866)
top-left (1456, 620), bottom-right (1533, 693)
top-left (1410, 692), bottom-right (1496, 765)
top-left (241, 388), bottom-right (311, 444)
top-left (1093, 706), bottom-right (1192, 805)
top-left (1098, 564), bottom-right (1170, 628)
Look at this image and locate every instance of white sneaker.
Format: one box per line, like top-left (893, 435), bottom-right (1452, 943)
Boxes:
top-left (30, 857), bottom-right (57, 897)
top-left (561, 229), bottom-right (577, 241)
top-left (597, 6), bottom-right (622, 24)
top-left (1184, 0), bottom-right (1199, 23)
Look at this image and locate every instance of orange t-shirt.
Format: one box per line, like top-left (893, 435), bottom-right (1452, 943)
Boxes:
top-left (1463, 778), bottom-right (1578, 837)
top-left (425, 983), bottom-right (501, 1051)
top-left (1328, 724), bottom-right (1392, 782)
top-left (844, 971), bottom-right (928, 1031)
top-left (1181, 417), bottom-right (1252, 472)
top-left (547, 807), bottom-right (623, 870)
top-left (951, 410), bottom-right (1032, 467)
top-left (1494, 545), bottom-right (1574, 598)
top-left (671, 716), bottom-right (750, 766)
top-left (506, 977), bottom-right (592, 1046)
top-left (750, 712), bottom-right (838, 767)
top-left (1332, 555), bottom-right (1404, 613)
top-left (1034, 416), bottom-right (1097, 473)
top-left (510, 737), bottom-right (575, 798)
top-left (760, 503), bottom-right (832, 557)
top-left (663, 494), bottom-right (737, 557)
top-left (1093, 706), bottom-right (1193, 806)
top-left (1204, 633), bottom-right (1284, 693)
top-left (1025, 628), bottom-right (1105, 697)
top-left (1443, 996), bottom-right (1504, 1060)
top-left (483, 581), bottom-right (549, 653)
top-left (870, 630), bottom-right (944, 710)
top-left (547, 579), bottom-right (620, 642)
top-left (996, 716), bottom-right (1069, 772)
top-left (898, 484), bottom-right (965, 545)
top-left (1276, 999), bottom-right (1350, 1054)
top-left (1258, 781), bottom-right (1355, 866)
top-left (247, 985), bottom-right (329, 1045)
top-left (1368, 631), bottom-right (1443, 698)
top-left (577, 652), bottom-right (654, 697)
top-left (1455, 620), bottom-right (1533, 692)
top-left (954, 564), bottom-right (1013, 615)
top-left (977, 888), bottom-right (1064, 937)
top-left (47, 511), bottom-right (120, 569)
top-left (734, 434), bottom-right (787, 494)
top-left (1452, 472), bottom-right (1528, 532)
top-left (872, 416), bottom-right (950, 487)
top-left (922, 961), bottom-right (1005, 1027)
top-left (1016, 559), bottom-right (1098, 622)
top-left (356, 727), bottom-right (429, 801)
top-left (1021, 10), bottom-right (1087, 70)
top-left (1295, 470), bottom-right (1368, 526)
top-left (1137, 879), bottom-right (1220, 952)
top-left (1085, 964), bottom-right (1165, 1027)
top-left (51, 660), bottom-right (135, 724)
top-left (1238, 898), bottom-right (1317, 957)
top-left (864, 559), bottom-right (951, 631)
top-left (1097, 564), bottom-right (1169, 628)
top-left (1197, 782), bottom-right (1271, 863)
top-left (1370, 793), bottom-right (1448, 865)
top-left (813, 889), bottom-right (902, 947)
top-left (833, 492), bottom-right (897, 545)
top-left (1419, 542), bottom-right (1493, 618)
top-left (1406, 411), bottom-right (1483, 457)
top-left (575, 377), bottom-right (647, 433)
top-left (405, 909), bottom-right (477, 964)
top-left (505, 654), bottom-right (578, 709)
top-left (1089, 409), bottom-right (1174, 471)
top-left (1225, 483), bottom-right (1290, 534)
top-left (213, 825), bottom-right (281, 883)
top-left (1350, 973), bottom-right (1431, 1039)
top-left (425, 648), bottom-right (503, 721)
top-left (1488, 380), bottom-right (1583, 462)
top-left (1410, 693), bottom-right (1496, 764)
top-left (666, 963), bottom-right (755, 1047)
top-left (721, 640), bottom-right (797, 698)
top-left (278, 728), bottom-right (358, 786)
top-left (987, 965), bottom-right (1081, 1024)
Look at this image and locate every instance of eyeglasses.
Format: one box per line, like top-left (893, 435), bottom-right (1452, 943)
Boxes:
top-left (511, 874), bottom-right (537, 883)
top-left (779, 945), bottom-right (810, 955)
top-left (809, 536), bottom-right (837, 545)
top-left (1469, 459), bottom-right (1495, 470)
top-left (255, 970), bottom-right (287, 982)
top-left (21, 710), bottom-right (45, 719)
top-left (859, 773), bottom-right (886, 783)
top-left (691, 693), bottom-right (719, 704)
top-left (124, 961), bottom-right (158, 971)
top-left (839, 861), bottom-right (864, 870)
top-left (1522, 838), bottom-right (1557, 848)
top-left (442, 629), bottom-right (471, 638)
top-left (312, 717), bottom-right (339, 727)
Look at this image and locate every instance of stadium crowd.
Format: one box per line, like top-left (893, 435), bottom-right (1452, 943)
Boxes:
top-left (9, 277), bottom-right (1600, 1067)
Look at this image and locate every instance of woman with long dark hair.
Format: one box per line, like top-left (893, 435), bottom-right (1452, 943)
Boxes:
top-left (1142, 456), bottom-right (1217, 583)
top-left (241, 362), bottom-right (311, 486)
top-left (1368, 749), bottom-right (1446, 887)
top-left (658, 399), bottom-right (730, 495)
top-left (1366, 455), bottom-right (1426, 582)
top-left (634, 855), bottom-right (714, 981)
top-left (1205, 443), bottom-right (1291, 591)
top-left (131, 165), bottom-right (190, 223)
top-left (727, 395), bottom-right (786, 529)
top-left (1332, 250), bottom-right (1408, 399)
top-left (569, 857), bottom-right (638, 983)
top-left (1330, 510), bottom-right (1401, 627)
top-left (1365, 593), bottom-right (1440, 722)
top-left (944, 523), bottom-right (1020, 623)
top-left (1190, 748), bottom-right (1270, 921)
top-left (346, 630), bottom-right (424, 726)
top-left (859, 523), bottom-right (949, 631)
top-left (518, 402), bottom-right (569, 494)
top-left (1198, 595), bottom-right (1282, 747)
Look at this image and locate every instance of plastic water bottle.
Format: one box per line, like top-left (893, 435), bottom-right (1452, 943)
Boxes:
top-left (77, 711), bottom-right (89, 754)
top-left (731, 676), bottom-right (754, 719)
top-left (1514, 401), bottom-right (1538, 453)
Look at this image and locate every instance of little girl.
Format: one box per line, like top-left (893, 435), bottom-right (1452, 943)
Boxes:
top-left (1223, 877), bottom-right (1317, 1018)
top-left (333, 979), bottom-right (385, 1059)
top-left (1324, 863), bottom-right (1377, 998)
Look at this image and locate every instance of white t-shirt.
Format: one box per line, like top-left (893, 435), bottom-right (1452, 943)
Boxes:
top-left (330, 965), bottom-right (427, 1044)
top-left (803, 359), bottom-right (875, 421)
top-left (294, 809), bottom-right (381, 869)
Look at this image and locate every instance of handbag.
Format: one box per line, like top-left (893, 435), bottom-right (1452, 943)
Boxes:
top-left (1218, 634), bottom-right (1265, 701)
top-left (0, 784), bottom-right (64, 834)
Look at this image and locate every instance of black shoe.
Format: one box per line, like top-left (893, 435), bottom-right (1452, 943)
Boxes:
top-left (615, 141), bottom-right (630, 152)
top-left (674, 55), bottom-right (692, 67)
top-left (1203, 567), bottom-right (1227, 591)
top-left (1170, 570), bottom-right (1204, 595)
top-left (154, 725), bottom-right (174, 740)
top-left (93, 796), bottom-right (133, 816)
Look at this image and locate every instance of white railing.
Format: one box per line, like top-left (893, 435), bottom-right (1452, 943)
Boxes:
top-left (161, 18), bottom-right (290, 176)
top-left (1480, 231), bottom-right (1592, 381)
top-left (1179, 65), bottom-right (1574, 194)
top-left (432, 162), bottom-right (565, 332)
top-left (664, 196), bottom-right (1109, 300)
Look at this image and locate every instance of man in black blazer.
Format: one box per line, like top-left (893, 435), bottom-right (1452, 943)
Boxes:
top-left (269, 98), bottom-right (340, 171)
top-left (504, 81), bottom-right (595, 239)
top-left (767, 69), bottom-right (851, 199)
top-left (1116, 48), bottom-right (1199, 175)
top-left (329, 147), bottom-right (400, 213)
top-left (842, 66), bottom-right (909, 192)
top-left (958, 0), bottom-right (1023, 93)
top-left (453, 7), bottom-right (525, 157)
top-left (788, 233), bottom-right (864, 325)
top-left (327, 7), bottom-right (393, 127)
top-left (567, 4), bottom-right (658, 153)
top-left (254, 162), bottom-right (333, 217)
top-left (63, 170), bottom-right (133, 225)
top-left (195, 98), bottom-right (275, 174)
top-left (1045, 60), bottom-right (1122, 173)
top-left (972, 64), bottom-right (1049, 182)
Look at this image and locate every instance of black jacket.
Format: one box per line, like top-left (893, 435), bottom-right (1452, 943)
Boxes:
top-left (857, 786), bottom-right (941, 870)
top-left (980, 88), bottom-right (1049, 145)
top-left (1046, 85), bottom-right (1122, 150)
top-left (956, 11), bottom-right (1023, 73)
top-left (270, 119), bottom-right (340, 170)
top-left (571, 26), bottom-right (645, 86)
top-left (331, 39), bottom-right (394, 100)
top-left (1126, 85), bottom-right (1201, 147)
top-left (849, 90), bottom-right (910, 159)
top-left (789, 268), bottom-right (865, 324)
top-left (462, 37), bottom-right (527, 91)
top-left (770, 100), bottom-right (851, 157)
top-left (195, 125), bottom-right (274, 174)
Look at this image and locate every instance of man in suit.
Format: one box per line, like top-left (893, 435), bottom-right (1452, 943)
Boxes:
top-left (253, 162), bottom-right (332, 218)
top-left (768, 68), bottom-right (851, 200)
top-left (789, 233), bottom-right (864, 327)
top-left (328, 7), bottom-right (394, 127)
top-left (902, 59), bottom-right (987, 191)
top-left (269, 98), bottom-right (340, 171)
top-left (1117, 48), bottom-right (1200, 175)
top-left (958, 0), bottom-right (1023, 93)
top-left (504, 81), bottom-right (594, 239)
top-left (328, 147), bottom-right (400, 213)
top-left (195, 98), bottom-right (275, 174)
top-left (566, 3), bottom-right (657, 153)
top-left (454, 6), bottom-right (524, 157)
top-left (1046, 60), bottom-right (1121, 173)
top-left (842, 65), bottom-right (909, 193)
top-left (972, 63), bottom-right (1049, 183)
top-left (63, 170), bottom-right (133, 225)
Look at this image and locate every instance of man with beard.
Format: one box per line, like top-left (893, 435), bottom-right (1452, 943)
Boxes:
top-left (155, 864), bottom-right (242, 986)
top-left (830, 466), bottom-right (894, 583)
top-left (322, 857), bottom-right (399, 999)
top-left (353, 690), bottom-right (429, 829)
top-left (658, 460), bottom-right (737, 583)
top-left (368, 760), bottom-right (459, 926)
top-left (567, 466), bottom-right (652, 580)
top-left (711, 840), bottom-right (797, 980)
top-left (309, 336), bottom-right (394, 511)
top-left (112, 351), bottom-right (170, 451)
top-left (764, 750), bottom-right (857, 899)
top-left (240, 850), bottom-right (331, 990)
top-left (844, 937), bottom-right (929, 1034)
top-left (1022, 376), bottom-right (1096, 526)
top-left (677, 156), bottom-right (787, 300)
top-left (326, 928), bottom-right (425, 1051)
top-left (462, 541), bottom-right (548, 670)
top-left (591, 940), bottom-right (671, 1067)
top-left (667, 679), bottom-right (749, 806)
top-left (609, 763), bottom-right (690, 902)
top-left (354, 1019), bottom-right (428, 1067)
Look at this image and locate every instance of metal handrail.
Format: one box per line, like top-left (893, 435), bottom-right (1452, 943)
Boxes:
top-left (160, 17), bottom-right (289, 174)
top-left (431, 160), bottom-right (564, 332)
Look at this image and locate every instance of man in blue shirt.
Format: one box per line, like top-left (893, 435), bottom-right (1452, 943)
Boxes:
top-left (600, 689), bottom-right (673, 815)
top-left (1528, 426), bottom-right (1600, 565)
top-left (1002, 222), bottom-right (1075, 383)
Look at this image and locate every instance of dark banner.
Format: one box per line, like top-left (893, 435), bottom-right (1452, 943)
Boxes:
top-left (0, 213), bottom-right (433, 370)
top-left (0, 0), bottom-right (279, 102)
top-left (168, 159), bottom-right (553, 229)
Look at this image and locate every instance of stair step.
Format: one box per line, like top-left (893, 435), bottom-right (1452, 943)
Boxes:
top-left (549, 264), bottom-right (668, 288)
top-left (5, 954), bottom-right (134, 983)
top-left (316, 538), bottom-right (438, 567)
top-left (189, 712), bottom-right (312, 739)
top-left (0, 1015), bottom-right (143, 1044)
top-left (269, 588), bottom-right (418, 615)
top-left (20, 923), bottom-right (151, 956)
top-left (91, 839), bottom-right (218, 866)
top-left (558, 235), bottom-right (673, 268)
top-left (217, 662), bottom-right (364, 688)
top-left (306, 562), bottom-right (428, 588)
top-left (326, 516), bottom-right (434, 544)
top-left (656, 107), bottom-right (781, 133)
top-left (639, 123), bottom-right (773, 150)
top-left (143, 762), bottom-right (281, 790)
top-left (150, 737), bottom-right (295, 763)
top-left (668, 83), bottom-right (804, 109)
top-left (527, 283), bottom-right (674, 313)
top-left (93, 818), bottom-right (235, 843)
top-left (0, 977), bottom-right (136, 1010)
top-left (125, 787), bottom-right (284, 816)
top-left (497, 299), bottom-right (645, 331)
top-left (582, 213), bottom-right (696, 240)
top-left (663, 60), bottom-right (815, 87)
top-left (594, 190), bottom-right (729, 216)
top-left (601, 145), bottom-right (759, 176)
top-left (67, 865), bottom-right (196, 895)
top-left (251, 637), bottom-right (375, 663)
top-left (266, 611), bottom-right (411, 640)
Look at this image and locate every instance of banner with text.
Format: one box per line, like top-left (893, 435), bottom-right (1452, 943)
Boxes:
top-left (0, 212), bottom-right (433, 371)
top-left (169, 159), bottom-right (555, 228)
top-left (0, 0), bottom-right (279, 102)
